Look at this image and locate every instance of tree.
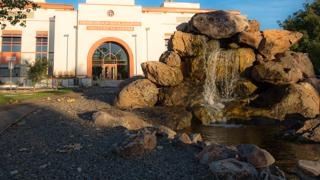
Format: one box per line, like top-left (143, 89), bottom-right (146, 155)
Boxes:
top-left (28, 57), bottom-right (48, 90)
top-left (279, 0), bottom-right (320, 75)
top-left (0, 0), bottom-right (38, 29)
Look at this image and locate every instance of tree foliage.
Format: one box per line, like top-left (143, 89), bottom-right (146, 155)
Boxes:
top-left (28, 58), bottom-right (48, 88)
top-left (280, 0), bottom-right (320, 74)
top-left (0, 0), bottom-right (38, 29)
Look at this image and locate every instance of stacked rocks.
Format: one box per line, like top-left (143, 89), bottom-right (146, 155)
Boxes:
top-left (115, 10), bottom-right (319, 126)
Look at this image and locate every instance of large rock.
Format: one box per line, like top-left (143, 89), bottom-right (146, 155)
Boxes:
top-left (209, 158), bottom-right (258, 180)
top-left (93, 110), bottom-right (150, 130)
top-left (297, 160), bottom-right (320, 177)
top-left (170, 31), bottom-right (208, 57)
top-left (190, 11), bottom-right (249, 39)
top-left (141, 61), bottom-right (183, 86)
top-left (239, 31), bottom-right (263, 49)
top-left (115, 79), bottom-right (159, 109)
top-left (132, 107), bottom-right (192, 130)
top-left (159, 80), bottom-right (204, 107)
top-left (251, 83), bottom-right (320, 120)
top-left (192, 105), bottom-right (225, 125)
top-left (252, 51), bottom-right (315, 85)
top-left (305, 78), bottom-right (320, 93)
top-left (118, 76), bottom-right (144, 90)
top-left (259, 30), bottom-right (303, 59)
top-left (238, 48), bottom-right (256, 73)
top-left (197, 144), bottom-right (238, 164)
top-left (159, 51), bottom-right (181, 68)
top-left (234, 79), bottom-right (258, 98)
top-left (296, 118), bottom-right (320, 143)
top-left (237, 144), bottom-right (275, 168)
top-left (114, 129), bottom-right (157, 158)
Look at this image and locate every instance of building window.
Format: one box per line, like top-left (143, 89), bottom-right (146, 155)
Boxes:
top-left (1, 35), bottom-right (22, 52)
top-left (164, 33), bottom-right (172, 48)
top-left (36, 32), bottom-right (48, 60)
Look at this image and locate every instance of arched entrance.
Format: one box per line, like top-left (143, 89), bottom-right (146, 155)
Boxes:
top-left (87, 37), bottom-right (134, 80)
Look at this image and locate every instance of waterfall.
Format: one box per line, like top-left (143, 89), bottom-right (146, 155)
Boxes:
top-left (203, 49), bottom-right (240, 107)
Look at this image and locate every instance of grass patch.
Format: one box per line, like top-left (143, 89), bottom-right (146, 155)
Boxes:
top-left (0, 88), bottom-right (73, 106)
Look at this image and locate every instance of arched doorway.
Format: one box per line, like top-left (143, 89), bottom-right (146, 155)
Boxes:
top-left (87, 37), bottom-right (134, 80)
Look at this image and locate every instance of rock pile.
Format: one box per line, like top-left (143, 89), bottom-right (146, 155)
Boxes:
top-left (115, 10), bottom-right (319, 126)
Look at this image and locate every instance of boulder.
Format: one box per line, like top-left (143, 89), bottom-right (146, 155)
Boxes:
top-left (238, 31), bottom-right (263, 49)
top-left (259, 166), bottom-right (286, 180)
top-left (247, 20), bottom-right (260, 32)
top-left (209, 158), bottom-right (258, 180)
top-left (252, 61), bottom-right (303, 85)
top-left (190, 11), bottom-right (249, 39)
top-left (237, 144), bottom-right (275, 168)
top-left (297, 160), bottom-right (320, 177)
top-left (192, 105), bottom-right (225, 125)
top-left (305, 78), bottom-right (320, 93)
top-left (159, 51), bottom-right (181, 68)
top-left (159, 80), bottom-right (204, 107)
top-left (197, 144), bottom-right (238, 164)
top-left (238, 48), bottom-right (256, 73)
top-left (93, 110), bottom-right (150, 130)
top-left (234, 80), bottom-right (258, 98)
top-left (118, 76), bottom-right (145, 90)
top-left (170, 31), bottom-right (208, 57)
top-left (296, 118), bottom-right (320, 143)
top-left (141, 61), bottom-right (183, 86)
top-left (259, 30), bottom-right (303, 59)
top-left (132, 107), bottom-right (192, 130)
top-left (115, 129), bottom-right (157, 158)
top-left (115, 79), bottom-right (159, 109)
top-left (250, 83), bottom-right (320, 120)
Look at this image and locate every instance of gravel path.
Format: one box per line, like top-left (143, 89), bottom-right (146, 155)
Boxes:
top-left (0, 87), bottom-right (211, 180)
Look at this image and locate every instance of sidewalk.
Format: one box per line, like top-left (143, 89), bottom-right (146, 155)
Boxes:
top-left (0, 103), bottom-right (38, 134)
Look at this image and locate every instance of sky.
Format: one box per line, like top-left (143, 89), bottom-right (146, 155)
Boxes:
top-left (46, 0), bottom-right (308, 29)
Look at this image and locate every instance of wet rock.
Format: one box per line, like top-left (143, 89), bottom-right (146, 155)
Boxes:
top-left (296, 118), bottom-right (320, 143)
top-left (259, 30), bottom-right (303, 59)
top-left (93, 110), bottom-right (150, 130)
top-left (115, 79), bottom-right (159, 109)
top-left (192, 105), bottom-right (225, 125)
top-left (237, 144), bottom-right (275, 168)
top-left (115, 129), bottom-right (157, 158)
top-left (170, 31), bottom-right (208, 57)
top-left (297, 160), bottom-right (320, 177)
top-left (197, 144), bottom-right (238, 164)
top-left (159, 51), bottom-right (181, 68)
top-left (209, 158), bottom-right (258, 180)
top-left (190, 11), bottom-right (249, 39)
top-left (132, 107), bottom-right (192, 130)
top-left (141, 61), bottom-right (183, 86)
top-left (234, 79), bottom-right (257, 98)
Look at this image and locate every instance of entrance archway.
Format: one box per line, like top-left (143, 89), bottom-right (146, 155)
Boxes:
top-left (87, 37), bottom-right (134, 80)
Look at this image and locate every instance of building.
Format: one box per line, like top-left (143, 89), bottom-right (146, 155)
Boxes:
top-left (0, 0), bottom-right (239, 86)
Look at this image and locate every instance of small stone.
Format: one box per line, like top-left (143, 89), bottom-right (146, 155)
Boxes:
top-left (190, 133), bottom-right (203, 144)
top-left (298, 160), bottom-right (320, 177)
top-left (67, 98), bottom-right (75, 103)
top-left (47, 97), bottom-right (51, 101)
top-left (77, 167), bottom-right (82, 173)
top-left (18, 148), bottom-right (28, 152)
top-left (157, 146), bottom-right (164, 150)
top-left (39, 163), bottom-right (49, 169)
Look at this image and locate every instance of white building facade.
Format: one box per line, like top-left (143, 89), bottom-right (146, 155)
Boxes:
top-left (0, 0), bottom-right (238, 85)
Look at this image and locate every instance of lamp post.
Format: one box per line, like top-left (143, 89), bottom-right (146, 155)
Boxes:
top-left (145, 27), bottom-right (150, 61)
top-left (132, 34), bottom-right (138, 76)
top-left (64, 34), bottom-right (69, 77)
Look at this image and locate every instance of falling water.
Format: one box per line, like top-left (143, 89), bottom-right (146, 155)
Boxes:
top-left (203, 49), bottom-right (240, 107)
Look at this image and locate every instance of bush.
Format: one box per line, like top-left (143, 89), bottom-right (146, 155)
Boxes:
top-left (28, 57), bottom-right (48, 89)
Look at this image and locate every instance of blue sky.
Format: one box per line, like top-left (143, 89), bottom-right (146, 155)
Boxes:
top-left (47, 0), bottom-right (307, 29)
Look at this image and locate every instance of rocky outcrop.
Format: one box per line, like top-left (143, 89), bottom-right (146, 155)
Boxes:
top-left (114, 129), bottom-right (157, 158)
top-left (141, 61), bottom-right (183, 86)
top-left (258, 30), bottom-right (303, 59)
top-left (170, 31), bottom-right (207, 57)
top-left (159, 51), bottom-right (181, 68)
top-left (190, 11), bottom-right (249, 39)
top-left (115, 79), bottom-right (159, 109)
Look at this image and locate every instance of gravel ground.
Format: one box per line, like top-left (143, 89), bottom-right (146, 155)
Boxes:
top-left (0, 87), bottom-right (211, 180)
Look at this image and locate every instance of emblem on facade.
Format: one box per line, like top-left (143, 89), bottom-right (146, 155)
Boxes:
top-left (107, 10), bottom-right (114, 17)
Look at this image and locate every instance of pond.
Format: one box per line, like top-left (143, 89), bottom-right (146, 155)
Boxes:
top-left (190, 124), bottom-right (320, 173)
